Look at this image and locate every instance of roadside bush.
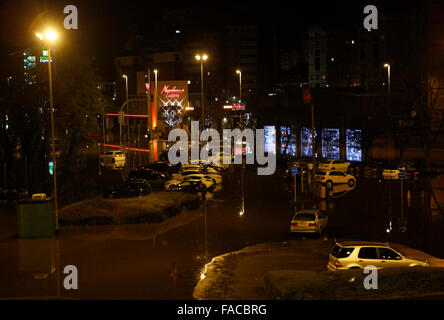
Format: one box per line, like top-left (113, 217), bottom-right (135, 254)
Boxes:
top-left (59, 192), bottom-right (201, 226)
top-left (264, 268), bottom-right (444, 299)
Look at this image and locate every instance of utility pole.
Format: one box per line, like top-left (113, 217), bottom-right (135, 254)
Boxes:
top-left (311, 103), bottom-right (316, 196)
top-left (48, 46), bottom-right (59, 231)
top-left (147, 68), bottom-right (152, 163)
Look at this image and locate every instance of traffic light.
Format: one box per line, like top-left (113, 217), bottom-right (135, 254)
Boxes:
top-left (145, 130), bottom-right (151, 141)
top-left (48, 161), bottom-right (54, 175)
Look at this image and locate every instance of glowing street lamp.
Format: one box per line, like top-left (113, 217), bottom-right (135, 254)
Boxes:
top-left (236, 70), bottom-right (242, 102)
top-left (122, 74), bottom-right (128, 103)
top-left (35, 29), bottom-right (59, 231)
top-left (195, 54), bottom-right (208, 129)
top-left (384, 63), bottom-right (391, 97)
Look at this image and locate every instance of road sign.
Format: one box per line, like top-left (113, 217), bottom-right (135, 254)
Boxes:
top-left (291, 167), bottom-right (298, 175)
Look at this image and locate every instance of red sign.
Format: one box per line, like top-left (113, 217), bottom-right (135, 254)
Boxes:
top-left (232, 104), bottom-right (246, 111)
top-left (303, 88), bottom-right (311, 104)
top-left (145, 83), bottom-right (150, 91)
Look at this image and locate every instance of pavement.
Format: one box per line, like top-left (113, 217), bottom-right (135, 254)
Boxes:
top-left (194, 238), bottom-right (333, 300)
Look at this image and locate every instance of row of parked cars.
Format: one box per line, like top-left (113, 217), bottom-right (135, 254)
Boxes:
top-left (102, 160), bottom-right (226, 199)
top-left (165, 161), bottom-right (225, 196)
top-left (103, 162), bottom-right (179, 199)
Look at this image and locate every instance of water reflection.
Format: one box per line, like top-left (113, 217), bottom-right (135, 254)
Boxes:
top-left (319, 174), bottom-right (444, 258)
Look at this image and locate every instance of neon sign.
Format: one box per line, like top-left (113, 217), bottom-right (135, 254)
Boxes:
top-left (232, 104), bottom-right (246, 111)
top-left (160, 85), bottom-right (185, 98)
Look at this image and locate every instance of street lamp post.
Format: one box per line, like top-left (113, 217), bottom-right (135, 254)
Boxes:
top-left (195, 54), bottom-right (208, 130)
top-left (123, 75), bottom-right (128, 103)
top-left (153, 69), bottom-right (158, 162)
top-left (384, 63), bottom-right (393, 232)
top-left (36, 30), bottom-right (59, 231)
top-left (384, 63), bottom-right (391, 164)
top-left (122, 75), bottom-right (129, 156)
top-left (236, 70), bottom-right (242, 102)
top-left (384, 63), bottom-right (391, 98)
top-left (236, 69), bottom-right (242, 128)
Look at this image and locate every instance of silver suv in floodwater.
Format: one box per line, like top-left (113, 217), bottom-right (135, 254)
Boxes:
top-left (327, 241), bottom-right (430, 271)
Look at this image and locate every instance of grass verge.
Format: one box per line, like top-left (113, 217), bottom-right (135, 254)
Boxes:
top-left (59, 192), bottom-right (201, 226)
top-left (264, 267), bottom-right (444, 299)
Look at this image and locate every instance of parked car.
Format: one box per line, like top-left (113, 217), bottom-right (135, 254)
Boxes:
top-left (206, 163), bottom-right (225, 174)
top-left (101, 150), bottom-right (126, 169)
top-left (327, 241), bottom-right (430, 271)
top-left (382, 168), bottom-right (400, 179)
top-left (318, 159), bottom-right (350, 172)
top-left (103, 179), bottom-right (152, 199)
top-left (181, 170), bottom-right (222, 184)
top-left (128, 168), bottom-right (167, 181)
top-left (165, 174), bottom-right (216, 191)
top-left (290, 209), bottom-right (327, 235)
top-left (315, 170), bottom-right (356, 189)
top-left (167, 180), bottom-right (207, 196)
top-left (141, 162), bottom-right (178, 176)
top-left (204, 166), bottom-right (223, 177)
top-left (0, 188), bottom-right (29, 201)
top-left (209, 151), bottom-right (234, 166)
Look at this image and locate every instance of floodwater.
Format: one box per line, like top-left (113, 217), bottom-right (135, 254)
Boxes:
top-left (0, 166), bottom-right (443, 299)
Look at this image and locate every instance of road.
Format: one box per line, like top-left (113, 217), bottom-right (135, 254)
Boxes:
top-left (0, 164), bottom-right (443, 299)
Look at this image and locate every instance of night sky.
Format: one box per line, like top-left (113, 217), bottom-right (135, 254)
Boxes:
top-left (0, 0), bottom-right (415, 80)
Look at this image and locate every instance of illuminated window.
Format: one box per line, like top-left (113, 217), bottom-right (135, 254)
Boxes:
top-left (280, 126), bottom-right (296, 157)
top-left (264, 126), bottom-right (276, 154)
top-left (322, 128), bottom-right (340, 159)
top-left (346, 129), bottom-right (362, 161)
top-left (301, 127), bottom-right (317, 157)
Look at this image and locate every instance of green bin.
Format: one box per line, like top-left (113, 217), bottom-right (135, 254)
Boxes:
top-left (17, 198), bottom-right (55, 238)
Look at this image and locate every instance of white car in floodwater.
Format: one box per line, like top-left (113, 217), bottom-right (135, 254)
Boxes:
top-left (327, 242), bottom-right (430, 271)
top-left (165, 173), bottom-right (216, 191)
top-left (100, 150), bottom-right (126, 169)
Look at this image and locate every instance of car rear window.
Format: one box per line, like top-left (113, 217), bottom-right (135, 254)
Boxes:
top-left (316, 171), bottom-right (326, 175)
top-left (115, 152), bottom-right (123, 155)
top-left (331, 245), bottom-right (355, 258)
top-left (295, 213), bottom-right (316, 220)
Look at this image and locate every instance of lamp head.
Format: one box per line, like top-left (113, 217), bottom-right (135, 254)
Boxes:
top-left (44, 30), bottom-right (57, 41)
